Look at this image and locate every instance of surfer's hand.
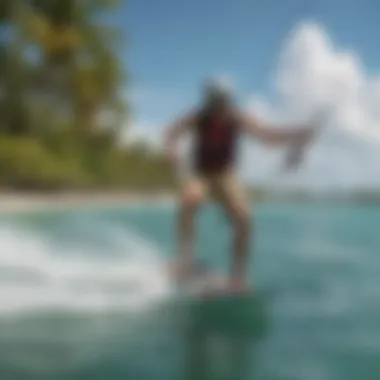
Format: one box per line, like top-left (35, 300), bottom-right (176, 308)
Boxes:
top-left (165, 147), bottom-right (179, 169)
top-left (283, 127), bottom-right (313, 171)
top-left (284, 148), bottom-right (303, 170)
top-left (229, 275), bottom-right (250, 293)
top-left (292, 126), bottom-right (314, 147)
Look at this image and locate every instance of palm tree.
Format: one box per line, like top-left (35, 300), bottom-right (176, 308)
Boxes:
top-left (2, 0), bottom-right (31, 135)
top-left (25, 0), bottom-right (126, 138)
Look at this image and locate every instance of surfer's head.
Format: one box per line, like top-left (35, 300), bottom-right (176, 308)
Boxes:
top-left (202, 76), bottom-right (235, 111)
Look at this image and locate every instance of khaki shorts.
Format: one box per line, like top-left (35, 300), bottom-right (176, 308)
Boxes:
top-left (181, 170), bottom-right (249, 212)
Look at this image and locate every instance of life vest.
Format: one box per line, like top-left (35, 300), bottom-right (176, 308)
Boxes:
top-left (193, 107), bottom-right (239, 173)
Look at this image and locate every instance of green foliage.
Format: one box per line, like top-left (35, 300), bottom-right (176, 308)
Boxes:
top-left (0, 136), bottom-right (90, 189)
top-left (0, 134), bottom-right (176, 191)
top-left (0, 0), bottom-right (176, 191)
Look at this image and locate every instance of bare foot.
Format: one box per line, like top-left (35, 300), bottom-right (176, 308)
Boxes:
top-left (168, 258), bottom-right (194, 284)
top-left (228, 277), bottom-right (251, 294)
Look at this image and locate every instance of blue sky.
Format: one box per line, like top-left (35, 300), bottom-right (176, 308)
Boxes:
top-left (109, 0), bottom-right (380, 188)
top-left (113, 0), bottom-right (380, 124)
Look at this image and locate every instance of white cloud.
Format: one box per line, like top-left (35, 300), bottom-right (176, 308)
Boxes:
top-left (120, 119), bottom-right (164, 151)
top-left (243, 21), bottom-right (380, 190)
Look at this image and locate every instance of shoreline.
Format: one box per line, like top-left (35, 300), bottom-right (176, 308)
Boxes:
top-left (0, 191), bottom-right (176, 214)
top-left (1, 191), bottom-right (378, 215)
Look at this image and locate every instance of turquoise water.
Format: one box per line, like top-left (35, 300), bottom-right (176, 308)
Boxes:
top-left (0, 202), bottom-right (380, 379)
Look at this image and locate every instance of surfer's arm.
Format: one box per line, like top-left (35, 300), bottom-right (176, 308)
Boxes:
top-left (164, 111), bottom-right (197, 152)
top-left (239, 113), bottom-right (313, 148)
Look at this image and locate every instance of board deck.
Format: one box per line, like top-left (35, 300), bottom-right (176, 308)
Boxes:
top-left (166, 261), bottom-right (274, 336)
top-left (169, 260), bottom-right (252, 299)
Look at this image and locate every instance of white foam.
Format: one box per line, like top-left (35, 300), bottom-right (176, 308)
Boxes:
top-left (0, 220), bottom-right (172, 315)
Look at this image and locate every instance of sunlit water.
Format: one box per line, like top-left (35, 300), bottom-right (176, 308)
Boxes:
top-left (0, 202), bottom-right (379, 380)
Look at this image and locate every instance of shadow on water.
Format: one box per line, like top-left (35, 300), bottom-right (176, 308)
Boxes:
top-left (0, 290), bottom-right (273, 380)
top-left (180, 291), bottom-right (272, 380)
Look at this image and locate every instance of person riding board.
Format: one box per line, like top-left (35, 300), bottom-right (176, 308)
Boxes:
top-left (164, 78), bottom-right (314, 293)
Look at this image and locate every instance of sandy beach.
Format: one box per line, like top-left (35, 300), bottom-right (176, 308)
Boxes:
top-left (0, 191), bottom-right (176, 214)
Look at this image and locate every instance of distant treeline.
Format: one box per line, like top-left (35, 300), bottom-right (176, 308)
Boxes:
top-left (0, 0), bottom-right (176, 191)
top-left (248, 188), bottom-right (380, 203)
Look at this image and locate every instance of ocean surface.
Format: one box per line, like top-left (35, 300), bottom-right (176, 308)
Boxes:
top-left (0, 202), bottom-right (379, 380)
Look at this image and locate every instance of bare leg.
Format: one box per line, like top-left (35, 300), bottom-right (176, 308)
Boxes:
top-left (214, 173), bottom-right (252, 291)
top-left (229, 207), bottom-right (251, 290)
top-left (176, 200), bottom-right (197, 280)
top-left (173, 179), bottom-right (205, 282)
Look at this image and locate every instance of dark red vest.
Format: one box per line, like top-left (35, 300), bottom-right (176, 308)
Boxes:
top-left (193, 108), bottom-right (239, 173)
